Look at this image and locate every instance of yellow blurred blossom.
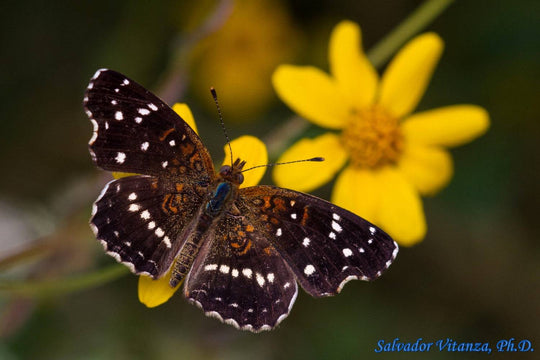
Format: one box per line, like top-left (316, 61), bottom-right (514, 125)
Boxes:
top-left (272, 21), bottom-right (489, 246)
top-left (190, 0), bottom-right (300, 122)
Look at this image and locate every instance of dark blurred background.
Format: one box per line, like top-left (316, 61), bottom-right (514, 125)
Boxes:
top-left (0, 0), bottom-right (538, 359)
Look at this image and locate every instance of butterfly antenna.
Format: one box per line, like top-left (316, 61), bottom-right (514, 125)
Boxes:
top-left (242, 157), bottom-right (324, 173)
top-left (211, 87), bottom-right (234, 166)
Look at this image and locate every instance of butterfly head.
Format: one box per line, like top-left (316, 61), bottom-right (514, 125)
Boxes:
top-left (219, 158), bottom-right (246, 185)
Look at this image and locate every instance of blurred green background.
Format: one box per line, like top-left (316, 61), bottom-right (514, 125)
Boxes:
top-left (0, 0), bottom-right (538, 359)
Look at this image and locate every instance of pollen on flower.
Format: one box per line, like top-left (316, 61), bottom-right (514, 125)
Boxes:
top-left (341, 105), bottom-right (404, 168)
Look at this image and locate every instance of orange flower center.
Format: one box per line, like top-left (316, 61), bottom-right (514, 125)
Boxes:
top-left (341, 105), bottom-right (404, 169)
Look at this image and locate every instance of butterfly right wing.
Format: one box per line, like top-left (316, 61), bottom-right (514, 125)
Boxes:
top-left (91, 175), bottom-right (206, 278)
top-left (84, 69), bottom-right (215, 182)
top-left (238, 186), bottom-right (398, 298)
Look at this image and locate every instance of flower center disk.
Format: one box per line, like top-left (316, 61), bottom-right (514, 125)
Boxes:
top-left (341, 105), bottom-right (404, 169)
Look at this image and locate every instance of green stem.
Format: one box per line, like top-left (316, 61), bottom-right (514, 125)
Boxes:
top-left (368, 0), bottom-right (454, 68)
top-left (0, 265), bottom-right (129, 298)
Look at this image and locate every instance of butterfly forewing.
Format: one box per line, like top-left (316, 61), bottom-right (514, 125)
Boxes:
top-left (238, 186), bottom-right (398, 297)
top-left (184, 213), bottom-right (298, 332)
top-left (84, 69), bottom-right (214, 181)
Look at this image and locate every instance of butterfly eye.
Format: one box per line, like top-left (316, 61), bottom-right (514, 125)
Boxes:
top-left (219, 165), bottom-right (232, 176)
top-left (235, 173), bottom-right (244, 184)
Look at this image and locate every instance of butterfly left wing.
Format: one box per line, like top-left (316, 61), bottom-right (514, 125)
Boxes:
top-left (84, 69), bottom-right (214, 181)
top-left (184, 213), bottom-right (298, 332)
top-left (237, 186), bottom-right (398, 297)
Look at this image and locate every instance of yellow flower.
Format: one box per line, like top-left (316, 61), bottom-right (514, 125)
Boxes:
top-left (134, 103), bottom-right (268, 307)
top-left (190, 0), bottom-right (300, 122)
top-left (272, 21), bottom-right (489, 246)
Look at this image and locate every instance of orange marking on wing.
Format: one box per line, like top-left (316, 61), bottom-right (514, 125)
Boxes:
top-left (263, 196), bottom-right (271, 209)
top-left (161, 194), bottom-right (172, 213)
top-left (273, 197), bottom-right (286, 212)
top-left (238, 239), bottom-right (252, 255)
top-left (231, 241), bottom-right (242, 249)
top-left (246, 224), bottom-right (254, 232)
top-left (301, 206), bottom-right (309, 226)
top-left (159, 128), bottom-right (175, 141)
top-left (169, 195), bottom-right (180, 213)
top-left (181, 143), bottom-right (195, 154)
top-left (175, 183), bottom-right (184, 192)
top-left (263, 246), bottom-right (275, 255)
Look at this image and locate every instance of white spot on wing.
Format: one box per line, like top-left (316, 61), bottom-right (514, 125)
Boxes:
top-left (276, 228), bottom-right (282, 237)
top-left (304, 264), bottom-right (315, 276)
top-left (155, 227), bottom-right (165, 237)
top-left (135, 117), bottom-right (142, 123)
top-left (162, 236), bottom-right (172, 248)
top-left (256, 273), bottom-right (265, 287)
top-left (242, 268), bottom-right (252, 279)
top-left (138, 108), bottom-right (150, 115)
top-left (115, 152), bottom-right (126, 164)
top-left (169, 140), bottom-right (176, 146)
top-left (332, 220), bottom-right (342, 233)
top-left (141, 142), bottom-right (149, 151)
top-left (147, 221), bottom-right (155, 229)
top-left (128, 192), bottom-right (137, 201)
top-left (122, 79), bottom-right (130, 85)
top-left (329, 232), bottom-right (336, 240)
top-left (114, 111), bottom-right (123, 120)
top-left (128, 204), bottom-right (140, 212)
top-left (204, 264), bottom-right (218, 271)
top-left (161, 161), bottom-right (168, 168)
top-left (267, 273), bottom-right (275, 283)
top-left (231, 269), bottom-right (239, 277)
top-left (148, 103), bottom-right (158, 111)
top-left (369, 226), bottom-right (376, 234)
top-left (342, 248), bottom-right (353, 257)
top-left (302, 237), bottom-right (310, 247)
top-left (140, 210), bottom-right (150, 220)
top-left (290, 213), bottom-right (297, 219)
top-left (219, 264), bottom-right (230, 274)
top-left (333, 213), bottom-right (340, 221)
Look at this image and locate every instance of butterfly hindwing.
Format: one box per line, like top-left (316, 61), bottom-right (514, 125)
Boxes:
top-left (238, 186), bottom-right (399, 297)
top-left (84, 69), bottom-right (214, 182)
top-left (91, 175), bottom-right (205, 278)
top-left (184, 213), bottom-right (298, 332)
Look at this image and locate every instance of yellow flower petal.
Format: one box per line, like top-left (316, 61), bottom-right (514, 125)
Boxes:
top-left (329, 20), bottom-right (378, 108)
top-left (331, 166), bottom-right (379, 222)
top-left (223, 135), bottom-right (268, 188)
top-left (273, 133), bottom-right (348, 192)
top-left (112, 172), bottom-right (137, 179)
top-left (377, 167), bottom-right (426, 246)
top-left (172, 103), bottom-right (198, 134)
top-left (138, 268), bottom-right (182, 308)
top-left (401, 105), bottom-right (490, 147)
top-left (272, 65), bottom-right (350, 129)
top-left (398, 144), bottom-right (453, 196)
top-left (378, 33), bottom-right (444, 118)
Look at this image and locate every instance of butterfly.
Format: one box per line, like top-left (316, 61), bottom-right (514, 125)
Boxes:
top-left (84, 69), bottom-right (398, 332)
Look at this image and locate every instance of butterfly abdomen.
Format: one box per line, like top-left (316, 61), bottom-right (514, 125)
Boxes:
top-left (170, 180), bottom-right (237, 286)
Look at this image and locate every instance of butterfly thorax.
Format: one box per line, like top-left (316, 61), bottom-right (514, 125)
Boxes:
top-left (169, 158), bottom-right (246, 286)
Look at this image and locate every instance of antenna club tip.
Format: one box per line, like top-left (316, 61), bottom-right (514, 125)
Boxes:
top-left (311, 157), bottom-right (325, 162)
top-left (210, 87), bottom-right (217, 97)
